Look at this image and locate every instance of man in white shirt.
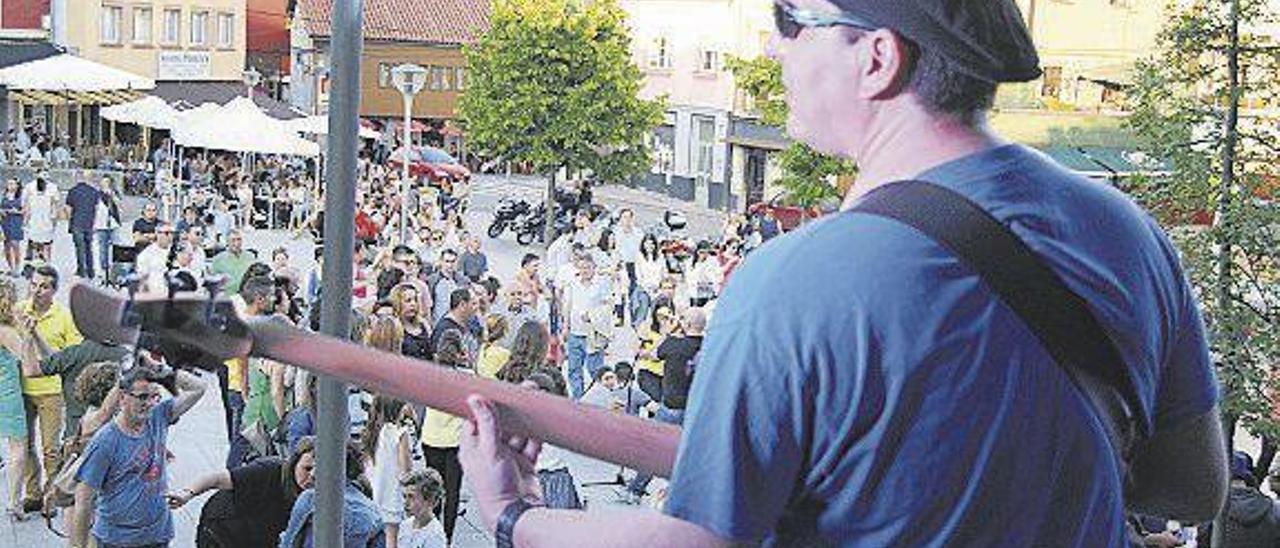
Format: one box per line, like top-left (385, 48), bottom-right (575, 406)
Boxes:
top-left (562, 254), bottom-right (611, 399)
top-left (135, 221), bottom-right (174, 292)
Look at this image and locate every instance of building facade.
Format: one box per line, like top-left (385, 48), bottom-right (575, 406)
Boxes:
top-left (63, 0), bottom-right (246, 81)
top-left (290, 0), bottom-right (488, 142)
top-left (622, 0), bottom-right (777, 211)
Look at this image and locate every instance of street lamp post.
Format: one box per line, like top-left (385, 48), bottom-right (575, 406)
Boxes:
top-left (390, 63), bottom-right (427, 244)
top-left (241, 67), bottom-right (264, 190)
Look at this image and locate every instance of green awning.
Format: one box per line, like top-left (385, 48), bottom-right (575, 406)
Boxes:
top-left (1041, 146), bottom-right (1111, 177)
top-left (1079, 147), bottom-right (1171, 176)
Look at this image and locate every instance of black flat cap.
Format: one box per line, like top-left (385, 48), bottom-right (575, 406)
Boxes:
top-left (831, 0), bottom-right (1042, 83)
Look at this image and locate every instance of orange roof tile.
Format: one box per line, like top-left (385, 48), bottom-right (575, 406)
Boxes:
top-left (296, 0), bottom-right (490, 45)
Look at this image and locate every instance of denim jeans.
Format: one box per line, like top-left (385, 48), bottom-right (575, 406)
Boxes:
top-left (627, 404), bottom-right (685, 496)
top-left (71, 230), bottom-right (94, 278)
top-left (565, 334), bottom-right (604, 400)
top-left (629, 288), bottom-right (651, 329)
top-left (94, 228), bottom-right (113, 279)
top-left (225, 391), bottom-right (248, 467)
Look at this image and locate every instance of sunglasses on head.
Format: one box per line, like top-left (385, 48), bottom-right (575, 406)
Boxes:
top-left (773, 0), bottom-right (877, 40)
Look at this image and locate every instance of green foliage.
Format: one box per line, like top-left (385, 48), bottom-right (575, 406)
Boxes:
top-left (459, 0), bottom-right (664, 183)
top-left (1125, 0), bottom-right (1279, 438)
top-left (726, 54), bottom-right (854, 208)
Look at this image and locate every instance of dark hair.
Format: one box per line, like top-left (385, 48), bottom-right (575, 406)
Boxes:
top-left (613, 362), bottom-right (634, 384)
top-left (240, 275), bottom-right (276, 304)
top-left (435, 329), bottom-right (468, 367)
top-left (521, 253), bottom-right (540, 268)
top-left (440, 248), bottom-right (458, 261)
top-left (449, 288), bottom-right (471, 310)
top-left (34, 265), bottom-right (59, 288)
top-left (525, 371), bottom-right (567, 397)
top-left (498, 321), bottom-right (549, 384)
top-left (117, 363), bottom-right (152, 390)
top-left (36, 177), bottom-right (47, 193)
top-left (904, 40), bottom-right (997, 124)
top-left (362, 394), bottom-right (407, 466)
top-left (592, 365), bottom-right (614, 383)
top-left (242, 262), bottom-right (273, 288)
top-left (640, 233), bottom-right (660, 261)
top-left (596, 228), bottom-right (614, 252)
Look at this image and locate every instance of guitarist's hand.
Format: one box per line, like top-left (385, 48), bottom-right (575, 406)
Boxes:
top-left (459, 395), bottom-right (544, 532)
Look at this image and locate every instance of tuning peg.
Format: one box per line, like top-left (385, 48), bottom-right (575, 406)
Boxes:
top-left (120, 273), bottom-right (144, 328)
top-left (203, 275), bottom-right (229, 331)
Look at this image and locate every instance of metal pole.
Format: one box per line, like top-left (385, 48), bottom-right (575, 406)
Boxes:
top-left (317, 0), bottom-right (363, 542)
top-left (401, 93), bottom-right (411, 243)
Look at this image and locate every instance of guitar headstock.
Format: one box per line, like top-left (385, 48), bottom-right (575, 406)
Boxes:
top-left (70, 278), bottom-right (253, 361)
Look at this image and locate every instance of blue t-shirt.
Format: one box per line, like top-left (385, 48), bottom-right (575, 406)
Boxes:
top-left (664, 145), bottom-right (1218, 547)
top-left (77, 399), bottom-right (177, 546)
top-left (65, 182), bottom-right (102, 233)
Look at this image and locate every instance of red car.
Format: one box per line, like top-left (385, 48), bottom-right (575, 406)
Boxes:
top-left (747, 194), bottom-right (825, 232)
top-left (387, 146), bottom-right (471, 185)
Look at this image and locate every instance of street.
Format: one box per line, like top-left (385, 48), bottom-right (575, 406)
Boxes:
top-left (0, 173), bottom-right (724, 546)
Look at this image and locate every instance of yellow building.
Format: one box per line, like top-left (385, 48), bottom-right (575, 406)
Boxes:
top-left (63, 0), bottom-right (246, 81)
top-left (1012, 0), bottom-right (1165, 110)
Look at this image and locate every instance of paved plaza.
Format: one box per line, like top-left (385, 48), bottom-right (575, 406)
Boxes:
top-left (0, 174), bottom-right (724, 546)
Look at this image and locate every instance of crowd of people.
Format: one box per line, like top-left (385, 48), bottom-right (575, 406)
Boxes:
top-left (0, 124), bottom-right (776, 548)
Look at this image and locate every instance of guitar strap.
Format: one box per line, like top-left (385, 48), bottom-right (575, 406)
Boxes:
top-left (852, 180), bottom-right (1143, 475)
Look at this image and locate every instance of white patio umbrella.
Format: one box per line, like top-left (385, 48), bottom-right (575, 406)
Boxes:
top-left (172, 97), bottom-right (319, 156)
top-left (0, 53), bottom-right (154, 93)
top-left (101, 95), bottom-right (182, 130)
top-left (286, 114), bottom-right (381, 140)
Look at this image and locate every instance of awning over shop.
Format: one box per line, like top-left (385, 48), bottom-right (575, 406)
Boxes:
top-left (1039, 146), bottom-right (1171, 181)
top-left (1041, 146), bottom-right (1113, 179)
top-left (0, 54), bottom-right (153, 105)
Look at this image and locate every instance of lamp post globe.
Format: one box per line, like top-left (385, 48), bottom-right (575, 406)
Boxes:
top-left (390, 63), bottom-right (427, 244)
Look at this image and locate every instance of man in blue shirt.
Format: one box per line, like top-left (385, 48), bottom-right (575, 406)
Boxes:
top-left (71, 365), bottom-right (207, 548)
top-left (64, 178), bottom-right (101, 279)
top-left (453, 1), bottom-right (1228, 546)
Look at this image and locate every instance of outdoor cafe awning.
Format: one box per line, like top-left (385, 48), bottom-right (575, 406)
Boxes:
top-left (0, 54), bottom-right (153, 106)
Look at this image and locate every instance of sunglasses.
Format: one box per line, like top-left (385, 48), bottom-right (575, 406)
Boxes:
top-left (128, 391), bottom-right (162, 403)
top-left (773, 0), bottom-right (877, 40)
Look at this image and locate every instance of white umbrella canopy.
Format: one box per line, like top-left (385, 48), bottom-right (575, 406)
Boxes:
top-left (287, 114), bottom-right (381, 140)
top-left (101, 96), bottom-right (182, 130)
top-left (0, 54), bottom-right (153, 92)
top-left (172, 97), bottom-right (319, 156)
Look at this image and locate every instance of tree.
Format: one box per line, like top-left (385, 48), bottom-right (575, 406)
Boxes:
top-left (1126, 0), bottom-right (1278, 473)
top-left (460, 0), bottom-right (664, 242)
top-left (726, 55), bottom-right (854, 209)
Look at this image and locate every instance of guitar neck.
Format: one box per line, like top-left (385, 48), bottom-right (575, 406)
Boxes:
top-left (247, 319), bottom-right (679, 478)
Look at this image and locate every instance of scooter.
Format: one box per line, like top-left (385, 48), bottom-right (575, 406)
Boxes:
top-left (487, 197), bottom-right (533, 239)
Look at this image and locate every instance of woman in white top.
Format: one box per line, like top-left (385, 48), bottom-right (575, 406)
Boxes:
top-left (363, 394), bottom-right (415, 548)
top-left (23, 177), bottom-right (57, 267)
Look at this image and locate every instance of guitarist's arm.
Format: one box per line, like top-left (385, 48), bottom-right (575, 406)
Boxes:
top-left (460, 396), bottom-right (735, 548)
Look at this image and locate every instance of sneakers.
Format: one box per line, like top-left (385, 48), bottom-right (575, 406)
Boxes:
top-left (21, 498), bottom-right (42, 513)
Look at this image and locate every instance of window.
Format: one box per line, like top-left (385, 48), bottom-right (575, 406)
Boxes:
top-left (429, 65), bottom-right (451, 91)
top-left (132, 7), bottom-right (152, 44)
top-left (162, 8), bottom-right (180, 45)
top-left (697, 48), bottom-right (719, 73)
top-left (378, 63), bottom-right (392, 88)
top-left (648, 36), bottom-right (672, 70)
top-left (454, 67), bottom-right (466, 90)
top-left (1041, 66), bottom-right (1062, 98)
top-left (691, 115), bottom-right (715, 176)
top-left (100, 5), bottom-right (123, 44)
top-left (217, 13), bottom-right (234, 47)
top-left (190, 11), bottom-right (209, 46)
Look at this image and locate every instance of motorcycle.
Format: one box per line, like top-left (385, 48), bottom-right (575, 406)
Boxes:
top-left (487, 197), bottom-right (534, 239)
top-left (515, 202), bottom-right (574, 246)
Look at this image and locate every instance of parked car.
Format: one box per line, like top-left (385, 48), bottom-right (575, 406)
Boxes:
top-left (387, 145), bottom-right (472, 185)
top-left (746, 193), bottom-right (832, 232)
